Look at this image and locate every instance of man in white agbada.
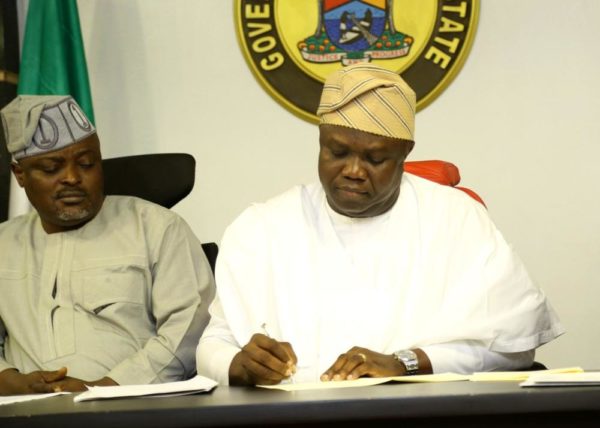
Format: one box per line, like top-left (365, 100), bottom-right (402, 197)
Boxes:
top-left (196, 63), bottom-right (564, 386)
top-left (0, 95), bottom-right (215, 395)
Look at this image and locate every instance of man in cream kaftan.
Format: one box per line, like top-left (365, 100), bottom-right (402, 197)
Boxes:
top-left (0, 95), bottom-right (214, 395)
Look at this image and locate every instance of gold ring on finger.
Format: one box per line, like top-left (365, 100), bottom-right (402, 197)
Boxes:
top-left (357, 353), bottom-right (367, 363)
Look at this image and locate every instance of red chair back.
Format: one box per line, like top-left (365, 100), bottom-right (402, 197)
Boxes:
top-left (404, 160), bottom-right (485, 207)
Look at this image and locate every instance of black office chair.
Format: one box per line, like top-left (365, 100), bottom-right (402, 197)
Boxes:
top-left (103, 153), bottom-right (195, 209)
top-left (102, 153), bottom-right (218, 272)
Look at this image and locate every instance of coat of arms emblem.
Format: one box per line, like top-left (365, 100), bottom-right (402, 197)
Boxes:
top-left (236, 0), bottom-right (479, 123)
top-left (299, 0), bottom-right (413, 65)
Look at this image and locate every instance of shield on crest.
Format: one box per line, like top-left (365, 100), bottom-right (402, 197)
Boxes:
top-left (323, 0), bottom-right (387, 52)
top-left (236, 0), bottom-right (480, 122)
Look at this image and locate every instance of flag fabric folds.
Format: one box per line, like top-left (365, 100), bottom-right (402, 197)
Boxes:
top-left (9, 0), bottom-right (95, 218)
top-left (17, 0), bottom-right (95, 124)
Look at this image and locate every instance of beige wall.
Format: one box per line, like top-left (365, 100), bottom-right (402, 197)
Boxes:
top-left (77, 0), bottom-right (600, 369)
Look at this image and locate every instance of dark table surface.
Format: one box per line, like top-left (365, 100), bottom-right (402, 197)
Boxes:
top-left (2, 380), bottom-right (600, 427)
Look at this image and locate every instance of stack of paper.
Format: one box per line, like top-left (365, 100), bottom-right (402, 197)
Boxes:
top-left (470, 366), bottom-right (583, 382)
top-left (74, 375), bottom-right (217, 402)
top-left (521, 372), bottom-right (600, 387)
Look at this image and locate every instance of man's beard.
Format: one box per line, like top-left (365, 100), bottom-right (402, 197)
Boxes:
top-left (57, 206), bottom-right (91, 222)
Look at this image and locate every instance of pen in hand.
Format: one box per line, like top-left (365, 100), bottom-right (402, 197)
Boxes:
top-left (261, 323), bottom-right (296, 383)
top-left (260, 322), bottom-right (271, 338)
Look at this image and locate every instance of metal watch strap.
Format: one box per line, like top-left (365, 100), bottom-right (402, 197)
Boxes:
top-left (393, 349), bottom-right (419, 375)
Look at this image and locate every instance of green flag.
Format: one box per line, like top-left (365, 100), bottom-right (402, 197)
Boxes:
top-left (17, 0), bottom-right (95, 124)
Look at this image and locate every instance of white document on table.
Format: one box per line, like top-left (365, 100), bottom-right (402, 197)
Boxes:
top-left (258, 368), bottom-right (588, 391)
top-left (74, 375), bottom-right (218, 402)
top-left (0, 392), bottom-right (69, 406)
top-left (258, 372), bottom-right (469, 391)
top-left (520, 372), bottom-right (600, 387)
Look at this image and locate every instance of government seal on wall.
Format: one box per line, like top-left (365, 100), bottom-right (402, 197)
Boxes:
top-left (235, 0), bottom-right (479, 123)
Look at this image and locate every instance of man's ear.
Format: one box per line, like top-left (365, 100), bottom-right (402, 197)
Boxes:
top-left (10, 162), bottom-right (25, 188)
top-left (400, 140), bottom-right (415, 160)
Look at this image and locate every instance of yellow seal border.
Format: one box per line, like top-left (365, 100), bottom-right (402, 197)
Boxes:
top-left (234, 1), bottom-right (317, 124)
top-left (418, 2), bottom-right (480, 110)
top-left (235, 1), bottom-right (480, 123)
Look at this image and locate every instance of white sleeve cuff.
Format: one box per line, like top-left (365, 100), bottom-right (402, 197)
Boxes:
top-left (196, 297), bottom-right (242, 385)
top-left (420, 342), bottom-right (535, 374)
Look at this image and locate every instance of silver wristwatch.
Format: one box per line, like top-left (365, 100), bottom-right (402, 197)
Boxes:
top-left (393, 349), bottom-right (419, 375)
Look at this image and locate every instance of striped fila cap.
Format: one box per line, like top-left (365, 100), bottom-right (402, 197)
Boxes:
top-left (317, 63), bottom-right (415, 141)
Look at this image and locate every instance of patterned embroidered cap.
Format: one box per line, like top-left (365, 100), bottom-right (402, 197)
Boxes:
top-left (1, 95), bottom-right (96, 160)
top-left (317, 63), bottom-right (415, 141)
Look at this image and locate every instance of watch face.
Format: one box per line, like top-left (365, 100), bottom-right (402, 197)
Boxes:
top-left (395, 350), bottom-right (419, 374)
top-left (396, 350), bottom-right (416, 360)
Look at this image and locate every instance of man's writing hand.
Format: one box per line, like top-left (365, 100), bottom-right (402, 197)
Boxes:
top-left (321, 346), bottom-right (420, 381)
top-left (0, 367), bottom-right (67, 395)
top-left (229, 333), bottom-right (297, 386)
